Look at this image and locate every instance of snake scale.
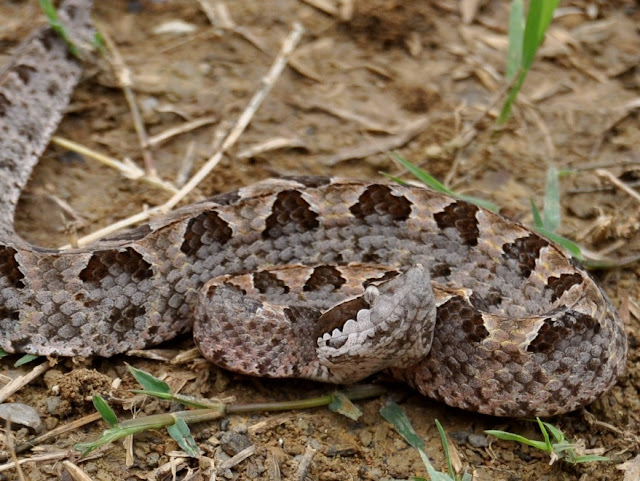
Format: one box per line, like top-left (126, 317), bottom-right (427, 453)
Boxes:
top-left (0, 0), bottom-right (627, 417)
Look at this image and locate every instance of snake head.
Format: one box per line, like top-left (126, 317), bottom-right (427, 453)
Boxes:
top-left (315, 264), bottom-right (437, 384)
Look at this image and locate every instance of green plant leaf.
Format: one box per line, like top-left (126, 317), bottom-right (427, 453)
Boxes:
top-left (534, 227), bottom-right (584, 261)
top-left (0, 349), bottom-right (7, 358)
top-left (38, 0), bottom-right (80, 57)
top-left (380, 403), bottom-right (426, 451)
top-left (93, 395), bottom-right (119, 428)
top-left (484, 430), bottom-right (549, 452)
top-left (530, 199), bottom-right (543, 228)
top-left (506, 0), bottom-right (524, 80)
top-left (390, 153), bottom-right (499, 212)
top-left (166, 418), bottom-right (201, 457)
top-left (328, 392), bottom-right (362, 421)
top-left (542, 166), bottom-right (560, 232)
top-left (127, 364), bottom-right (171, 394)
top-left (14, 354), bottom-right (39, 367)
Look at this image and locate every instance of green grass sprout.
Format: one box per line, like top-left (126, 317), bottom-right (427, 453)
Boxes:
top-left (499, 0), bottom-right (560, 123)
top-left (76, 366), bottom-right (386, 456)
top-left (381, 402), bottom-right (471, 481)
top-left (486, 418), bottom-right (610, 465)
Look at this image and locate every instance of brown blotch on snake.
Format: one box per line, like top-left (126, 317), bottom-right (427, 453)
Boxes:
top-left (433, 201), bottom-right (480, 246)
top-left (304, 266), bottom-right (346, 292)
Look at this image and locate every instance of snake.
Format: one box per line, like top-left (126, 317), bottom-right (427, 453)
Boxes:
top-left (0, 0), bottom-right (627, 417)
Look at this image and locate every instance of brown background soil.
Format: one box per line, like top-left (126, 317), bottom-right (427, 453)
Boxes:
top-left (1, 0), bottom-right (640, 480)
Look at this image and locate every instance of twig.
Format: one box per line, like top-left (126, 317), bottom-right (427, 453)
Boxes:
top-left (295, 445), bottom-right (317, 481)
top-left (596, 169), bottom-right (640, 205)
top-left (147, 116), bottom-right (218, 147)
top-left (0, 362), bottom-right (52, 404)
top-left (61, 461), bottom-right (93, 481)
top-left (62, 21), bottom-right (304, 249)
top-left (6, 420), bottom-right (26, 481)
top-left (51, 136), bottom-right (178, 194)
top-left (15, 412), bottom-right (103, 454)
top-left (162, 21), bottom-right (304, 211)
top-left (97, 24), bottom-right (157, 176)
top-left (217, 445), bottom-right (256, 471)
top-left (0, 450), bottom-right (70, 473)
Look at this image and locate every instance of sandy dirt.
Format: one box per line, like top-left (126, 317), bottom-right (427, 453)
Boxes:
top-left (1, 0), bottom-right (640, 479)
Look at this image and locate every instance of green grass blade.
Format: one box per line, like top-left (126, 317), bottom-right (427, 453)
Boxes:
top-left (485, 430), bottom-right (549, 452)
top-left (572, 455), bottom-right (610, 464)
top-left (391, 153), bottom-right (453, 195)
top-left (434, 420), bottom-right (455, 479)
top-left (540, 420), bottom-right (565, 444)
top-left (166, 417), bottom-right (201, 457)
top-left (542, 166), bottom-right (560, 232)
top-left (530, 199), bottom-right (543, 228)
top-left (506, 0), bottom-right (524, 80)
top-left (534, 227), bottom-right (584, 261)
top-left (536, 418), bottom-right (554, 452)
top-left (521, 0), bottom-right (558, 69)
top-left (127, 364), bottom-right (171, 394)
top-left (92, 395), bottom-right (119, 427)
top-left (498, 69), bottom-right (526, 124)
top-left (380, 403), bottom-right (425, 451)
top-left (328, 392), bottom-right (362, 420)
top-left (390, 154), bottom-right (499, 212)
top-left (38, 0), bottom-right (80, 57)
top-left (14, 354), bottom-right (39, 366)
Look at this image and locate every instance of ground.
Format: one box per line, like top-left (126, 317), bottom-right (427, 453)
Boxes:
top-left (1, 0), bottom-right (640, 480)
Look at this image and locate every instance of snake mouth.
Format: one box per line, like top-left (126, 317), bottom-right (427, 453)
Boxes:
top-left (316, 285), bottom-right (381, 349)
top-left (317, 308), bottom-right (378, 350)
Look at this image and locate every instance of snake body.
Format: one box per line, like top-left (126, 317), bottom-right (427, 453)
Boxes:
top-left (0, 1), bottom-right (627, 417)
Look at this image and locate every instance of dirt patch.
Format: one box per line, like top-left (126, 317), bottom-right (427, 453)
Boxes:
top-left (1, 0), bottom-right (640, 479)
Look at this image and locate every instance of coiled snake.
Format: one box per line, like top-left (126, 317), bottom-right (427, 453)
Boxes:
top-left (0, 0), bottom-right (627, 417)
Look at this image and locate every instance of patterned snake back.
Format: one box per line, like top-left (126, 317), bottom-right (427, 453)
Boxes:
top-left (0, 0), bottom-right (627, 417)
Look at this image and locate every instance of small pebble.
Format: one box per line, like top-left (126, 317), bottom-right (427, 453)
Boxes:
top-left (0, 403), bottom-right (43, 433)
top-left (468, 433), bottom-right (489, 448)
top-left (219, 431), bottom-right (252, 456)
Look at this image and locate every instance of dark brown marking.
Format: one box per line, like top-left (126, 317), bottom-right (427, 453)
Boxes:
top-left (0, 307), bottom-right (19, 322)
top-left (0, 92), bottom-right (9, 117)
top-left (47, 80), bottom-right (59, 97)
top-left (433, 201), bottom-right (480, 246)
top-left (437, 296), bottom-right (489, 343)
top-left (350, 185), bottom-right (412, 223)
top-left (0, 246), bottom-right (25, 289)
top-left (469, 291), bottom-right (503, 311)
top-left (304, 266), bottom-right (345, 292)
top-left (527, 311), bottom-right (600, 354)
top-left (364, 270), bottom-right (399, 287)
top-left (430, 263), bottom-right (451, 278)
top-left (110, 305), bottom-right (146, 335)
top-left (14, 64), bottom-right (36, 84)
top-left (502, 234), bottom-right (549, 278)
top-left (546, 273), bottom-right (583, 302)
top-left (253, 270), bottom-right (289, 294)
top-left (39, 30), bottom-right (56, 52)
top-left (263, 190), bottom-right (319, 238)
top-left (79, 248), bottom-right (153, 284)
top-left (181, 210), bottom-right (233, 257)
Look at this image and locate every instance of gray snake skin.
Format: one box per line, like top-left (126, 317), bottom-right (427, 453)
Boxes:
top-left (0, 0), bottom-right (627, 417)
